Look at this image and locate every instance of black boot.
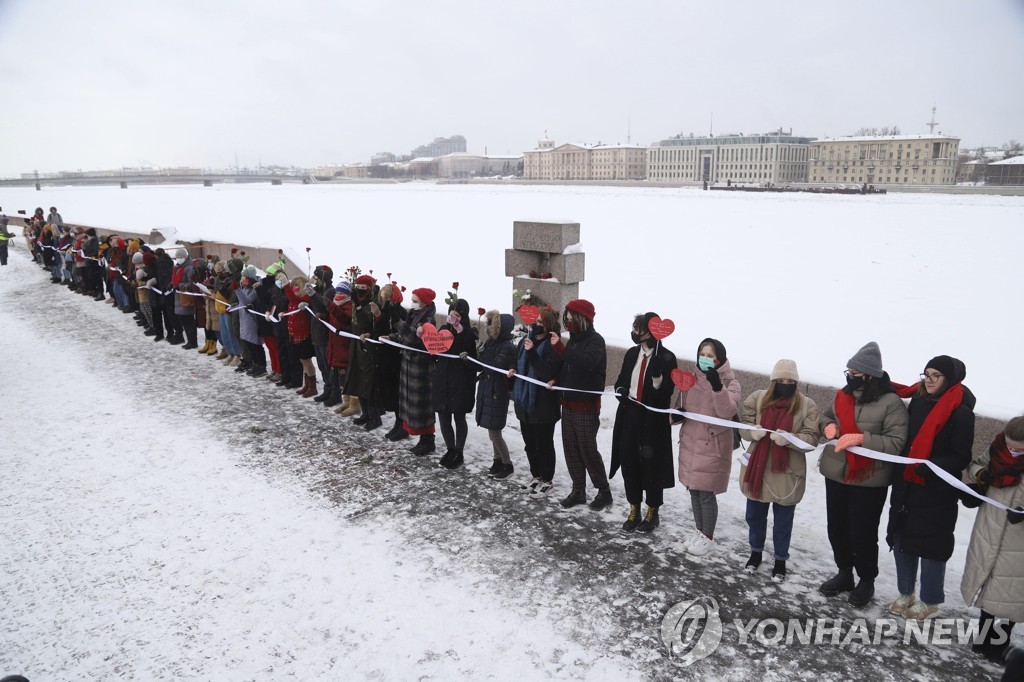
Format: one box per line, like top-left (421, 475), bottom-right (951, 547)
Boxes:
top-left (819, 568), bottom-right (855, 596)
top-left (493, 461), bottom-right (514, 480)
top-left (363, 416), bottom-right (383, 431)
top-left (385, 420), bottom-right (409, 441)
top-left (745, 551), bottom-right (763, 573)
top-left (636, 505), bottom-right (660, 532)
top-left (560, 488), bottom-right (586, 509)
top-left (588, 487), bottom-right (613, 511)
top-left (771, 560), bottom-right (787, 583)
top-left (313, 384), bottom-right (332, 403)
top-left (440, 449), bottom-right (464, 470)
top-left (410, 435), bottom-right (435, 456)
top-left (234, 361), bottom-right (252, 373)
top-left (621, 504), bottom-right (642, 532)
top-left (324, 388), bottom-right (342, 408)
top-left (847, 578), bottom-right (875, 607)
top-left (486, 460), bottom-right (503, 478)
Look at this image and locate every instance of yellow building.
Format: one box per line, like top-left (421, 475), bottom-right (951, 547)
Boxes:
top-left (808, 135), bottom-right (959, 186)
top-left (523, 138), bottom-right (645, 180)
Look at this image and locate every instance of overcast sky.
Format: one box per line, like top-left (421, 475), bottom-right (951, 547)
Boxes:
top-left (1, 0), bottom-right (1022, 176)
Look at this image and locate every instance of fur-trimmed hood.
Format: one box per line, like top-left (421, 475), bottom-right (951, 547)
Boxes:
top-left (485, 310), bottom-right (514, 342)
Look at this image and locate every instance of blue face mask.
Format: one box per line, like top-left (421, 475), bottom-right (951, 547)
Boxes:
top-left (275, 280), bottom-right (285, 289)
top-left (698, 356), bottom-right (717, 372)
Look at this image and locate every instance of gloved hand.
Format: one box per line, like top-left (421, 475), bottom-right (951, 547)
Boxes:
top-left (749, 428), bottom-right (766, 441)
top-left (459, 352), bottom-right (470, 362)
top-left (835, 433), bottom-right (864, 453)
top-left (977, 468), bottom-right (991, 486)
top-left (647, 354), bottom-right (664, 378)
top-left (298, 302), bottom-right (309, 310)
top-left (704, 367), bottom-right (723, 392)
top-left (416, 325), bottom-right (424, 338)
top-left (1008, 507), bottom-right (1024, 525)
top-left (823, 423), bottom-right (839, 440)
top-left (303, 283), bottom-right (316, 296)
top-left (769, 431), bottom-right (789, 446)
top-left (264, 312), bottom-right (273, 322)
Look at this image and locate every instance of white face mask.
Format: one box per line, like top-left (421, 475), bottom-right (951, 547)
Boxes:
top-left (275, 280), bottom-right (285, 289)
top-left (174, 258), bottom-right (185, 266)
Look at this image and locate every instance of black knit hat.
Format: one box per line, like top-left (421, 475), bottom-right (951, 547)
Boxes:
top-left (925, 355), bottom-right (965, 385)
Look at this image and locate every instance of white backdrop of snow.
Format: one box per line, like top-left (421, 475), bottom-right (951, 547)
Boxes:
top-left (2, 182), bottom-right (1021, 419)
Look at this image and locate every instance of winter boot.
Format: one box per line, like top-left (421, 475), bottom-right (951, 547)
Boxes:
top-left (637, 506), bottom-right (660, 533)
top-left (363, 416), bottom-right (383, 432)
top-left (197, 339), bottom-right (212, 354)
top-left (353, 411), bottom-right (371, 426)
top-left (334, 395), bottom-right (351, 414)
top-left (340, 396), bottom-right (361, 417)
top-left (771, 560), bottom-right (787, 583)
top-left (234, 361), bottom-right (252, 373)
top-left (313, 382), bottom-right (333, 403)
top-left (494, 462), bottom-right (514, 480)
top-left (324, 387), bottom-right (342, 408)
top-left (621, 504), bottom-right (642, 532)
top-left (411, 434), bottom-right (435, 457)
top-left (847, 579), bottom-right (875, 607)
top-left (487, 460), bottom-right (503, 478)
top-left (560, 489), bottom-right (586, 509)
top-left (441, 449), bottom-right (464, 470)
top-left (819, 568), bottom-right (855, 597)
top-left (385, 419), bottom-right (409, 441)
top-left (216, 349), bottom-right (229, 360)
top-left (300, 374), bottom-right (318, 398)
top-left (745, 551), bottom-right (763, 573)
top-left (249, 365), bottom-right (267, 378)
top-left (588, 487), bottom-right (613, 511)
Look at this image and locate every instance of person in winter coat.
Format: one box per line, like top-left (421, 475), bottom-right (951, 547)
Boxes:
top-left (433, 296), bottom-right (478, 470)
top-left (474, 311), bottom-right (516, 479)
top-left (391, 288), bottom-right (438, 455)
top-left (212, 260), bottom-right (239, 363)
top-left (509, 307), bottom-right (562, 498)
top-left (170, 248), bottom-right (198, 349)
top-left (152, 248), bottom-right (177, 343)
top-left (81, 228), bottom-right (104, 300)
top-left (610, 313), bottom-right (678, 534)
top-left (322, 281), bottom-right (353, 410)
top-left (308, 264), bottom-right (334, 399)
top-left (884, 356), bottom-right (975, 622)
top-left (266, 270), bottom-right (293, 385)
top-left (342, 274), bottom-right (380, 420)
top-left (671, 337), bottom-right (741, 556)
top-left (739, 359), bottom-right (821, 582)
top-left (285, 275), bottom-right (318, 397)
top-left (535, 299), bottom-right (610, 510)
top-left (234, 273), bottom-right (267, 376)
top-left (818, 341), bottom-right (909, 607)
top-left (374, 283), bottom-right (409, 439)
top-left (0, 216), bottom-right (14, 266)
top-left (961, 415), bottom-right (1024, 663)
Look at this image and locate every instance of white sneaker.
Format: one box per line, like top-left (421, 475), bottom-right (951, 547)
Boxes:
top-left (687, 533), bottom-right (715, 556)
top-left (530, 481), bottom-right (555, 498)
top-left (682, 528), bottom-right (705, 550)
top-left (888, 593), bottom-right (916, 616)
top-left (520, 477), bottom-right (541, 494)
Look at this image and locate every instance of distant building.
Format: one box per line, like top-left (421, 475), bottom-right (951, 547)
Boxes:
top-left (985, 155), bottom-right (1024, 186)
top-left (808, 134), bottom-right (959, 185)
top-left (647, 131), bottom-right (814, 184)
top-left (522, 138), bottom-right (646, 180)
top-left (410, 135), bottom-right (466, 159)
top-left (435, 153), bottom-right (522, 179)
top-left (370, 152), bottom-right (396, 165)
top-left (340, 164), bottom-right (370, 179)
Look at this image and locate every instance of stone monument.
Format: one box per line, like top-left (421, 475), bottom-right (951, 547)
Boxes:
top-left (504, 221), bottom-right (584, 316)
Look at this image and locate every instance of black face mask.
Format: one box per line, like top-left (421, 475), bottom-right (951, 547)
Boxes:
top-left (845, 374), bottom-right (866, 391)
top-left (774, 383), bottom-right (797, 399)
top-left (630, 331), bottom-right (644, 345)
top-left (354, 289), bottom-right (369, 300)
top-left (530, 324), bottom-right (547, 340)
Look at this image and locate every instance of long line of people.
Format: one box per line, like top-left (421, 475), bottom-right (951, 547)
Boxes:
top-left (9, 213), bottom-right (1024, 666)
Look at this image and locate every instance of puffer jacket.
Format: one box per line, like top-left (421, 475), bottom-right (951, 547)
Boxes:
top-left (738, 390), bottom-right (821, 505)
top-left (672, 360), bottom-right (741, 494)
top-left (960, 436), bottom-right (1024, 622)
top-left (818, 384), bottom-right (908, 488)
top-left (475, 313), bottom-right (515, 430)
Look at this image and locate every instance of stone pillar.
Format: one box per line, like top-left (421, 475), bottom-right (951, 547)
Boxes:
top-left (504, 221), bottom-right (584, 315)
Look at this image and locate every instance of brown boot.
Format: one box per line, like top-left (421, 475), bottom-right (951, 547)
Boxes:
top-left (197, 339), bottom-right (212, 354)
top-left (216, 349), bottom-right (229, 360)
top-left (340, 395), bottom-right (361, 417)
top-left (295, 375), bottom-right (310, 395)
top-left (206, 342), bottom-right (219, 356)
top-left (300, 374), bottom-right (318, 398)
top-left (334, 395), bottom-right (351, 415)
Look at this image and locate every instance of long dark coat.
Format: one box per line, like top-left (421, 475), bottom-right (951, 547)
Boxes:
top-left (394, 303), bottom-right (437, 430)
top-left (475, 314), bottom-right (515, 430)
top-left (431, 318), bottom-right (478, 415)
top-left (372, 301), bottom-right (406, 412)
top-left (886, 387), bottom-right (976, 561)
top-left (609, 344), bottom-right (678, 490)
top-left (346, 299), bottom-right (377, 397)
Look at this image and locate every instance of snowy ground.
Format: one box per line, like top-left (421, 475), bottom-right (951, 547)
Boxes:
top-left (0, 245), bottom-right (1013, 680)
top-left (1, 182), bottom-right (1021, 419)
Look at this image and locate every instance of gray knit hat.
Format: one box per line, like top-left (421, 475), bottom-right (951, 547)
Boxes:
top-left (174, 246), bottom-right (188, 260)
top-left (847, 341), bottom-right (884, 378)
top-left (770, 359), bottom-right (799, 382)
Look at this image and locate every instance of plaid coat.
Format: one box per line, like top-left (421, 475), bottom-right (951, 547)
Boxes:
top-left (394, 303), bottom-right (436, 430)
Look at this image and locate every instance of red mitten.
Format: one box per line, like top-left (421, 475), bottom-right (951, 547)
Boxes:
top-left (835, 433), bottom-right (864, 453)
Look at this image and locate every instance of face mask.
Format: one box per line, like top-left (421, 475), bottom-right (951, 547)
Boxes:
top-left (355, 288), bottom-right (369, 299)
top-left (412, 301), bottom-right (423, 310)
top-left (698, 356), bottom-right (717, 372)
top-left (845, 374), bottom-right (866, 391)
top-left (774, 383), bottom-right (797, 399)
top-left (174, 258), bottom-right (185, 266)
top-left (334, 296), bottom-right (346, 305)
top-left (447, 312), bottom-right (460, 327)
top-left (530, 324), bottom-right (547, 340)
top-left (275, 280), bottom-right (285, 289)
top-left (630, 331), bottom-right (644, 345)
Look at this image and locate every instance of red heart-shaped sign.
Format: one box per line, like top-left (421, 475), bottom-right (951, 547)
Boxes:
top-left (648, 316), bottom-right (675, 340)
top-left (671, 369), bottom-right (697, 392)
top-left (420, 323), bottom-right (454, 355)
top-left (518, 304), bottom-right (540, 326)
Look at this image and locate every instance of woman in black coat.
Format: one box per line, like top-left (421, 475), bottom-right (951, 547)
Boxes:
top-left (432, 297), bottom-right (478, 470)
top-left (474, 311), bottom-right (516, 479)
top-left (610, 313), bottom-right (677, 533)
top-left (885, 355), bottom-right (975, 621)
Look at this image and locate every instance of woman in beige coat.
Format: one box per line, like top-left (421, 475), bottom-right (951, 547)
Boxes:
top-left (961, 415), bottom-right (1024, 662)
top-left (739, 359), bottom-right (820, 583)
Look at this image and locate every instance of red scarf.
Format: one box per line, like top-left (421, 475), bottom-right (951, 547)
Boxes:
top-left (989, 433), bottom-right (1024, 489)
top-left (899, 382), bottom-right (964, 485)
top-left (834, 391), bottom-right (873, 483)
top-left (743, 398), bottom-right (795, 498)
top-left (171, 264), bottom-right (187, 288)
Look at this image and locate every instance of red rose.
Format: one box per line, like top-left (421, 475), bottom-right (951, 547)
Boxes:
top-left (452, 281), bottom-right (459, 289)
top-left (477, 307), bottom-right (485, 316)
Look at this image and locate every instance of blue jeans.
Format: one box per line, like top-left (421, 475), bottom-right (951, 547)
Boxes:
top-left (893, 544), bottom-right (946, 604)
top-left (219, 313), bottom-right (240, 355)
top-left (746, 499), bottom-right (796, 560)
